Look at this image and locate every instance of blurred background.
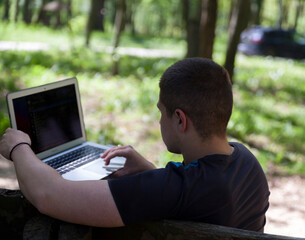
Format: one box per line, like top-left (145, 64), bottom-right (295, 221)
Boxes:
top-left (0, 0), bottom-right (305, 237)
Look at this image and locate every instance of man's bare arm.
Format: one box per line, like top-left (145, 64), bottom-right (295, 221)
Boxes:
top-left (0, 128), bottom-right (123, 227)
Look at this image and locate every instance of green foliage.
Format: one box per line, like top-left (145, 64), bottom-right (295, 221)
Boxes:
top-left (262, 0), bottom-right (305, 34)
top-left (157, 151), bottom-right (183, 167)
top-left (0, 22), bottom-right (71, 44)
top-left (131, 0), bottom-right (183, 37)
top-left (0, 112), bottom-right (10, 133)
top-left (68, 15), bottom-right (88, 35)
top-left (0, 73), bottom-right (20, 134)
top-left (227, 54), bottom-right (305, 175)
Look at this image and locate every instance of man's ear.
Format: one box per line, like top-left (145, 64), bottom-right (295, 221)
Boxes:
top-left (174, 109), bottom-right (187, 132)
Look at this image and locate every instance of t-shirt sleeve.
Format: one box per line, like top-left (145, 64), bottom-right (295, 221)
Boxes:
top-left (108, 166), bottom-right (183, 225)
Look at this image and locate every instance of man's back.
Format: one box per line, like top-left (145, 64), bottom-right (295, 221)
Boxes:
top-left (108, 142), bottom-right (269, 231)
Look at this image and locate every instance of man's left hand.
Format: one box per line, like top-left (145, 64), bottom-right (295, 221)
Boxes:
top-left (0, 128), bottom-right (31, 160)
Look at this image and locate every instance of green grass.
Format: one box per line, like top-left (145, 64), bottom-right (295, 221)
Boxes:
top-left (0, 23), bottom-right (304, 177)
top-left (228, 55), bottom-right (305, 175)
top-left (0, 21), bottom-right (185, 53)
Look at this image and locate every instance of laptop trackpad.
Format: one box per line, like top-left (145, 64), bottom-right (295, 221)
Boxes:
top-left (83, 159), bottom-right (108, 175)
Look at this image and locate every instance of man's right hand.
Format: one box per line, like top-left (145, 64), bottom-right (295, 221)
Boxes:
top-left (101, 145), bottom-right (156, 178)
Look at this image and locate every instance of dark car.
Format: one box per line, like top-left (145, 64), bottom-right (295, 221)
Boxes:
top-left (238, 26), bottom-right (305, 60)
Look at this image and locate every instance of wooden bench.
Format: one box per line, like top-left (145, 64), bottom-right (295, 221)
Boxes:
top-left (1, 190), bottom-right (303, 240)
top-left (23, 216), bottom-right (305, 240)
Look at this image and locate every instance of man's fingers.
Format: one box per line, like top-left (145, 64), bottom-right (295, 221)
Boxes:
top-left (102, 146), bottom-right (129, 165)
top-left (101, 145), bottom-right (124, 157)
top-left (101, 145), bottom-right (129, 165)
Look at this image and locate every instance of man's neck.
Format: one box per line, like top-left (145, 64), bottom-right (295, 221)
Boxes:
top-left (181, 136), bottom-right (234, 166)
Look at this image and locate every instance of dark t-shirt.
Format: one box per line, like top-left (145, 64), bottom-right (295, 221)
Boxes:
top-left (108, 142), bottom-right (270, 231)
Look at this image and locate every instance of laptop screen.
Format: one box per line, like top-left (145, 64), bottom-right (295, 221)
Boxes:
top-left (12, 84), bottom-right (82, 154)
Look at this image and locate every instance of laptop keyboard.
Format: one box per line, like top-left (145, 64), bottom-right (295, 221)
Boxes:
top-left (46, 145), bottom-right (105, 174)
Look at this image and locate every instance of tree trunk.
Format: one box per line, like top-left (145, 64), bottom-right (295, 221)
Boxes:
top-left (293, 0), bottom-right (304, 30)
top-left (92, 0), bottom-right (105, 31)
top-left (15, 0), bottom-right (20, 22)
top-left (278, 0), bottom-right (282, 28)
top-left (224, 0), bottom-right (251, 82)
top-left (55, 0), bottom-right (62, 28)
top-left (23, 0), bottom-right (32, 24)
top-left (3, 0), bottom-right (10, 21)
top-left (198, 0), bottom-right (218, 59)
top-left (86, 0), bottom-right (105, 47)
top-left (36, 0), bottom-right (48, 24)
top-left (227, 0), bottom-right (237, 29)
top-left (159, 13), bottom-right (166, 36)
top-left (282, 0), bottom-right (289, 28)
top-left (112, 0), bottom-right (126, 76)
top-left (86, 0), bottom-right (95, 47)
top-left (253, 0), bottom-right (264, 25)
top-left (277, 0), bottom-right (289, 29)
top-left (183, 0), bottom-right (202, 58)
top-left (67, 0), bottom-right (72, 20)
top-left (127, 0), bottom-right (137, 36)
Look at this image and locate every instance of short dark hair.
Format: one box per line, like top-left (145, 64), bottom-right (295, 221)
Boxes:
top-left (159, 58), bottom-right (233, 140)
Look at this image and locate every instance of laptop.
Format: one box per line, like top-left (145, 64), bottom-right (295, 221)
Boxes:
top-left (6, 77), bottom-right (125, 181)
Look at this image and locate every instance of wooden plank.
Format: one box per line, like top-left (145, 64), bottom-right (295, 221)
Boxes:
top-left (23, 215), bottom-right (58, 240)
top-left (93, 220), bottom-right (305, 240)
top-left (153, 220), bottom-right (305, 240)
top-left (22, 217), bottom-right (305, 240)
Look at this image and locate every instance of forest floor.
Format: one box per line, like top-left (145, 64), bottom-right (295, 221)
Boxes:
top-left (0, 159), bottom-right (304, 238)
top-left (0, 41), bottom-right (180, 57)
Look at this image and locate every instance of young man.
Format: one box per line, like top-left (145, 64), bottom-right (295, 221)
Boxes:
top-left (0, 58), bottom-right (269, 232)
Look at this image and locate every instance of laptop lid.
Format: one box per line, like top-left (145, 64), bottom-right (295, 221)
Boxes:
top-left (6, 78), bottom-right (87, 160)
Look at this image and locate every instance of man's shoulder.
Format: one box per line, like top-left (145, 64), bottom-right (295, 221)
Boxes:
top-left (229, 141), bottom-right (247, 151)
top-left (229, 142), bottom-right (257, 159)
